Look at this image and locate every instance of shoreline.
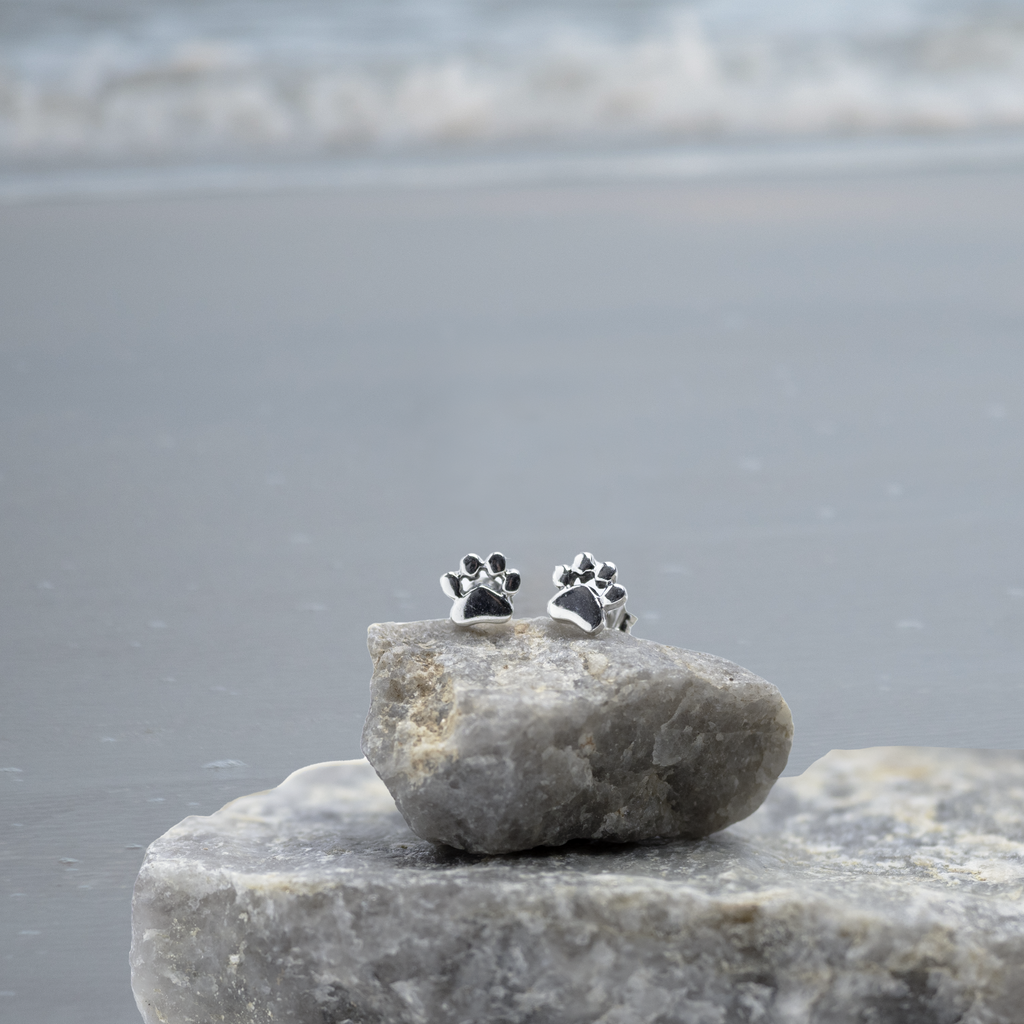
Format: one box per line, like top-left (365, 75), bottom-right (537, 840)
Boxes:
top-left (3, 157), bottom-right (1024, 1021)
top-left (5, 127), bottom-right (1024, 206)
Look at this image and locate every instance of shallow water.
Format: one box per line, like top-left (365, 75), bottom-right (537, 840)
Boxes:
top-left (1, 167), bottom-right (1024, 1019)
top-left (6, 0), bottom-right (1024, 168)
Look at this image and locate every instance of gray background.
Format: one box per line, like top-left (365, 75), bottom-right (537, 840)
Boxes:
top-left (2, 165), bottom-right (1024, 1022)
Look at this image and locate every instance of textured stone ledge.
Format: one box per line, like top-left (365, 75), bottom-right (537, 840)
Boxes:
top-left (131, 748), bottom-right (1024, 1024)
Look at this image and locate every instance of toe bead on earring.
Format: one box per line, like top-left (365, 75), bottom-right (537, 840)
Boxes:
top-left (441, 552), bottom-right (521, 625)
top-left (548, 552), bottom-right (636, 635)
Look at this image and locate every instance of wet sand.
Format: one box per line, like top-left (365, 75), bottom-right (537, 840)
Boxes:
top-left (2, 167), bottom-right (1024, 1021)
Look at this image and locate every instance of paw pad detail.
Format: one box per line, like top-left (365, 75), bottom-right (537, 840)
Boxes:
top-left (441, 552), bottom-right (521, 625)
top-left (548, 552), bottom-right (635, 635)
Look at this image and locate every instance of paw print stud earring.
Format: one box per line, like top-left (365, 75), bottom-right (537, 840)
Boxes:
top-left (548, 552), bottom-right (636, 636)
top-left (441, 552), bottom-right (521, 626)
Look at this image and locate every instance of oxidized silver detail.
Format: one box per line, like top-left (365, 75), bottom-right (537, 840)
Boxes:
top-left (440, 552), bottom-right (521, 626)
top-left (548, 552), bottom-right (636, 635)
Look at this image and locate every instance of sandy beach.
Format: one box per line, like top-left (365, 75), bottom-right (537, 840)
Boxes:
top-left (2, 165), bottom-right (1024, 1020)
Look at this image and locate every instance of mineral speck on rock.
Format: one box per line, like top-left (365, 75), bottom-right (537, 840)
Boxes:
top-left (360, 617), bottom-right (793, 854)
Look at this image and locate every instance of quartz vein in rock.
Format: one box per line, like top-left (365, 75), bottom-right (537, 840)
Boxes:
top-left (360, 617), bottom-right (793, 854)
top-left (131, 749), bottom-right (1024, 1024)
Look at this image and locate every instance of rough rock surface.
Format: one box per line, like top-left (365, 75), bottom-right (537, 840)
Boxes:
top-left (361, 617), bottom-right (793, 853)
top-left (131, 749), bottom-right (1024, 1024)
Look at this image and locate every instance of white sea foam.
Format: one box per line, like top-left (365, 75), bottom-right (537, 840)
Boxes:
top-left (3, 0), bottom-right (1024, 167)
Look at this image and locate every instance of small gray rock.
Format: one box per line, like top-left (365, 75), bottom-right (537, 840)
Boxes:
top-left (130, 749), bottom-right (1024, 1024)
top-left (360, 617), bottom-right (793, 854)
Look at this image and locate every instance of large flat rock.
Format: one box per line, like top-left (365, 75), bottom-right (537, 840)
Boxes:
top-left (361, 617), bottom-right (793, 853)
top-left (131, 748), bottom-right (1024, 1024)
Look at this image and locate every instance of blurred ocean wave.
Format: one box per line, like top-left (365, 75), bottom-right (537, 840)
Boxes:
top-left (4, 0), bottom-right (1024, 169)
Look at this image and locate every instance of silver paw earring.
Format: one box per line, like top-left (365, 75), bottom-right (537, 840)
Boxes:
top-left (548, 552), bottom-right (636, 635)
top-left (441, 552), bottom-right (521, 625)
